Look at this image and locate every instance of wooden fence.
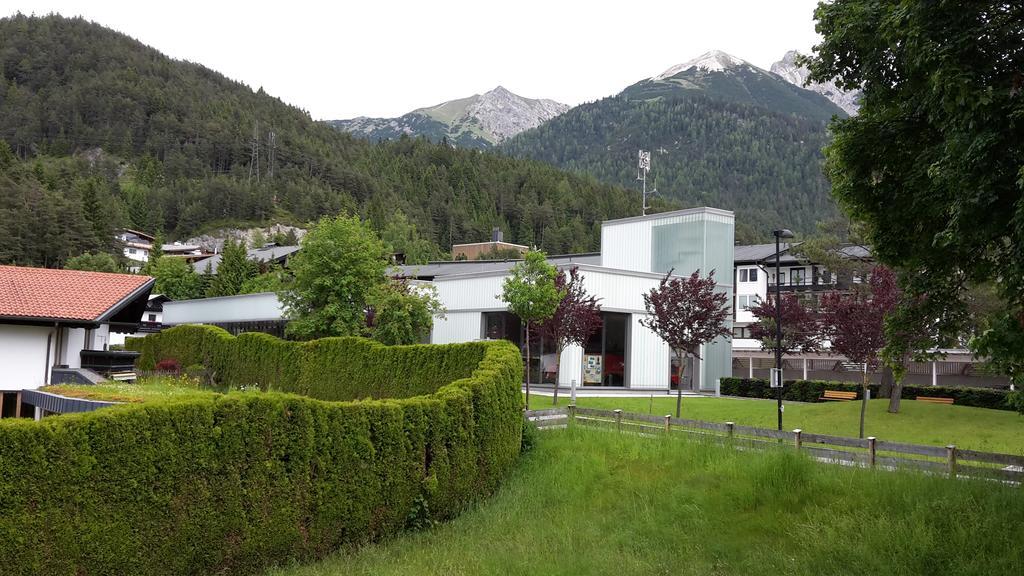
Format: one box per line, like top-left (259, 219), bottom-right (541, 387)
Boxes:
top-left (524, 406), bottom-right (1024, 483)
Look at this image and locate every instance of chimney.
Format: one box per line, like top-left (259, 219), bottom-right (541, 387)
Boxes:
top-left (491, 227), bottom-right (503, 243)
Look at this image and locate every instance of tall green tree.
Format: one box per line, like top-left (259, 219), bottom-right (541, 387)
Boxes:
top-left (149, 257), bottom-right (202, 300)
top-left (368, 279), bottom-right (445, 346)
top-left (281, 214), bottom-right (390, 340)
top-left (500, 250), bottom-right (562, 409)
top-left (206, 238), bottom-right (258, 297)
top-left (805, 1), bottom-right (1024, 374)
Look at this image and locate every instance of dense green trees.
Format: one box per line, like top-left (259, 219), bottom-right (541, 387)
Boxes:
top-left (205, 239), bottom-right (258, 297)
top-left (149, 257), bottom-right (202, 300)
top-left (0, 14), bottom-right (647, 268)
top-left (503, 93), bottom-right (839, 238)
top-left (64, 252), bottom-right (120, 273)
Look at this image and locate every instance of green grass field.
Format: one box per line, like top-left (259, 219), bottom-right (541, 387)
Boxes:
top-left (269, 426), bottom-right (1024, 576)
top-left (525, 393), bottom-right (1024, 454)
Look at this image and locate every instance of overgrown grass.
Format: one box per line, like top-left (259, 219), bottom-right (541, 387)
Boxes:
top-left (528, 394), bottom-right (1024, 454)
top-left (42, 375), bottom-right (217, 403)
top-left (269, 426), bottom-right (1024, 576)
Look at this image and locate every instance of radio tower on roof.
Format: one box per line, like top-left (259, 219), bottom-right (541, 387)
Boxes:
top-left (637, 149), bottom-right (657, 215)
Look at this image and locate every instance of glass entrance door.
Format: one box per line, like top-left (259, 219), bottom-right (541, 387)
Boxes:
top-left (583, 312), bottom-right (629, 386)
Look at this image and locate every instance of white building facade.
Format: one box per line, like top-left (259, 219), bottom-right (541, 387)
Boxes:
top-left (412, 208), bottom-right (736, 392)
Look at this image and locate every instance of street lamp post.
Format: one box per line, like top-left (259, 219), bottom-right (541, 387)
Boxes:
top-left (773, 228), bottom-right (794, 431)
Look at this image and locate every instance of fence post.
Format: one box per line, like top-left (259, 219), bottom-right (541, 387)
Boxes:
top-left (614, 409), bottom-right (623, 432)
top-left (15, 391), bottom-right (22, 418)
top-left (568, 404), bottom-right (576, 424)
top-left (726, 421), bottom-right (734, 438)
top-left (946, 445), bottom-right (957, 477)
top-left (664, 414), bottom-right (672, 434)
top-left (867, 437), bottom-right (876, 468)
top-left (793, 429), bottom-right (802, 450)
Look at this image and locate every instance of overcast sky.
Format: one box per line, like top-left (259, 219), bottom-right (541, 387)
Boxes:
top-left (5, 0), bottom-right (824, 120)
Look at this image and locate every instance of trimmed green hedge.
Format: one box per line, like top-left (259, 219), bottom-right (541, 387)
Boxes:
top-left (128, 325), bottom-right (488, 400)
top-left (720, 377), bottom-right (1011, 410)
top-left (1, 329), bottom-right (523, 575)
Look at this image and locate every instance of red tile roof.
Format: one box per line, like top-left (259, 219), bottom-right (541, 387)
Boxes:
top-left (0, 265), bottom-right (154, 322)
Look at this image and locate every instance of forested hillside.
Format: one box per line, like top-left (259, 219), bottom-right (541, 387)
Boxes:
top-left (503, 65), bottom-right (841, 236)
top-left (0, 14), bottom-right (653, 267)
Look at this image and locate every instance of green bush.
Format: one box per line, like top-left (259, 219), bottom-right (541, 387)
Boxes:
top-left (721, 377), bottom-right (881, 402)
top-left (3, 331), bottom-right (523, 575)
top-left (720, 377), bottom-right (1011, 410)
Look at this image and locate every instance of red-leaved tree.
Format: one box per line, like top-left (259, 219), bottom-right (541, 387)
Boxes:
top-left (749, 293), bottom-right (822, 360)
top-left (537, 267), bottom-right (603, 405)
top-left (821, 265), bottom-right (900, 438)
top-left (641, 269), bottom-right (731, 417)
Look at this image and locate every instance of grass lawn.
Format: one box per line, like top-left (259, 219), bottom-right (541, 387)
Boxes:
top-left (41, 375), bottom-right (218, 403)
top-left (269, 427), bottom-right (1024, 576)
top-left (525, 393), bottom-right (1024, 455)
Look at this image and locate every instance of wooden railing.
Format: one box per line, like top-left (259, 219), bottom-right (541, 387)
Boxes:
top-left (524, 406), bottom-right (1024, 483)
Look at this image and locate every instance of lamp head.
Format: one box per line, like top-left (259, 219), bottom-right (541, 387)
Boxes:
top-left (773, 229), bottom-right (795, 239)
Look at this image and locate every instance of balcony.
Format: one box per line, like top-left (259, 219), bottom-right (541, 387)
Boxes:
top-left (80, 350), bottom-right (141, 376)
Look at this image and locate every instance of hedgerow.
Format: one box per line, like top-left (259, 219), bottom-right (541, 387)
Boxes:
top-left (1, 328), bottom-right (523, 575)
top-left (720, 377), bottom-right (1011, 410)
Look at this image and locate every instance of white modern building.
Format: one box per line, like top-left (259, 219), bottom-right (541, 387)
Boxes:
top-left (402, 207), bottom-right (736, 392)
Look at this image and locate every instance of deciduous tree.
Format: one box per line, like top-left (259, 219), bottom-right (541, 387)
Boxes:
top-left (640, 270), bottom-right (731, 417)
top-left (281, 215), bottom-right (390, 340)
top-left (149, 256), bottom-right (202, 301)
top-left (537, 267), bottom-right (602, 405)
top-left (368, 278), bottom-right (445, 346)
top-left (821, 266), bottom-right (899, 438)
top-left (64, 252), bottom-right (120, 273)
top-left (500, 250), bottom-right (562, 409)
top-left (805, 1), bottom-right (1024, 376)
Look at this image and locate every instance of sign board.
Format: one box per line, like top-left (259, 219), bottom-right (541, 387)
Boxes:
top-left (769, 368), bottom-right (783, 389)
top-left (583, 354), bottom-right (603, 384)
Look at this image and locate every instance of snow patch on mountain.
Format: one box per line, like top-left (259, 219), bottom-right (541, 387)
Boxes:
top-left (770, 50), bottom-right (860, 115)
top-left (653, 50), bottom-right (748, 80)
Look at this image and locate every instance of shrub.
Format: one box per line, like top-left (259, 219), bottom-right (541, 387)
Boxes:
top-left (720, 377), bottom-right (1012, 410)
top-left (2, 332), bottom-right (523, 575)
top-left (154, 357), bottom-right (181, 374)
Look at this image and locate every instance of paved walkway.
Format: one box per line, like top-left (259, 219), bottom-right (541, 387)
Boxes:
top-left (523, 384), bottom-right (710, 398)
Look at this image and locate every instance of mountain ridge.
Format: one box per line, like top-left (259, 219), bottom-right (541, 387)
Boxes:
top-left (331, 86), bottom-right (569, 148)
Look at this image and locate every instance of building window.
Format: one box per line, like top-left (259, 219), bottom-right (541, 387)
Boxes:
top-left (748, 268), bottom-right (757, 282)
top-left (128, 248), bottom-right (136, 254)
top-left (791, 267), bottom-right (806, 285)
top-left (739, 269), bottom-right (748, 282)
top-left (147, 314), bottom-right (157, 322)
top-left (737, 295), bottom-right (758, 311)
top-left (738, 268), bottom-right (759, 283)
top-left (732, 326), bottom-right (748, 339)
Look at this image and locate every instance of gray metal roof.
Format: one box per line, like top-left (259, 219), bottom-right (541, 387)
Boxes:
top-left (396, 253), bottom-right (601, 279)
top-left (192, 245), bottom-right (301, 274)
top-left (733, 242), bottom-right (873, 266)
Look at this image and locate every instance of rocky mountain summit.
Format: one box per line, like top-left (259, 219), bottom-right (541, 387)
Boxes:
top-left (770, 50), bottom-right (860, 115)
top-left (331, 87), bottom-right (568, 148)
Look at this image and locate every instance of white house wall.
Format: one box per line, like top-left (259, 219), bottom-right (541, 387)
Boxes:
top-left (62, 328), bottom-right (86, 369)
top-left (163, 292), bottom-right (284, 325)
top-left (431, 311), bottom-right (482, 345)
top-left (628, 314), bottom-right (671, 389)
top-left (601, 221), bottom-right (653, 272)
top-left (0, 325), bottom-right (55, 390)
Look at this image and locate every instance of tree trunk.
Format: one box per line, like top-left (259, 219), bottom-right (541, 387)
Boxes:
top-left (552, 343), bottom-right (562, 406)
top-left (887, 358), bottom-right (907, 414)
top-left (859, 370), bottom-right (868, 439)
top-left (676, 350), bottom-right (686, 418)
top-left (524, 323), bottom-right (531, 410)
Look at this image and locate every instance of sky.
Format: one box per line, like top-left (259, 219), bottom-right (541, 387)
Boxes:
top-left (4, 0), bottom-right (824, 120)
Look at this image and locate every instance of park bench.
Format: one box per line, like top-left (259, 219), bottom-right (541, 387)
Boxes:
top-left (915, 396), bottom-right (954, 405)
top-left (821, 390), bottom-right (858, 401)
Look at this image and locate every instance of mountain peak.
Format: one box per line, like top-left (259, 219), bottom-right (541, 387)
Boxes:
top-left (653, 50), bottom-right (747, 80)
top-left (770, 50), bottom-right (860, 115)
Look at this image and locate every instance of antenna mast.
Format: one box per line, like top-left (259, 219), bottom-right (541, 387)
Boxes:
top-left (637, 149), bottom-right (656, 215)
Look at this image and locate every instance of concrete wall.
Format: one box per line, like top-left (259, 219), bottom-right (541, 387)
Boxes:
top-left (0, 325), bottom-right (55, 390)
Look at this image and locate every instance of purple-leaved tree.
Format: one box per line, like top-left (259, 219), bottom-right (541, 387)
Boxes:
top-left (748, 293), bottom-right (822, 364)
top-left (537, 267), bottom-right (603, 405)
top-left (821, 265), bottom-right (900, 438)
top-left (641, 269), bottom-right (731, 417)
